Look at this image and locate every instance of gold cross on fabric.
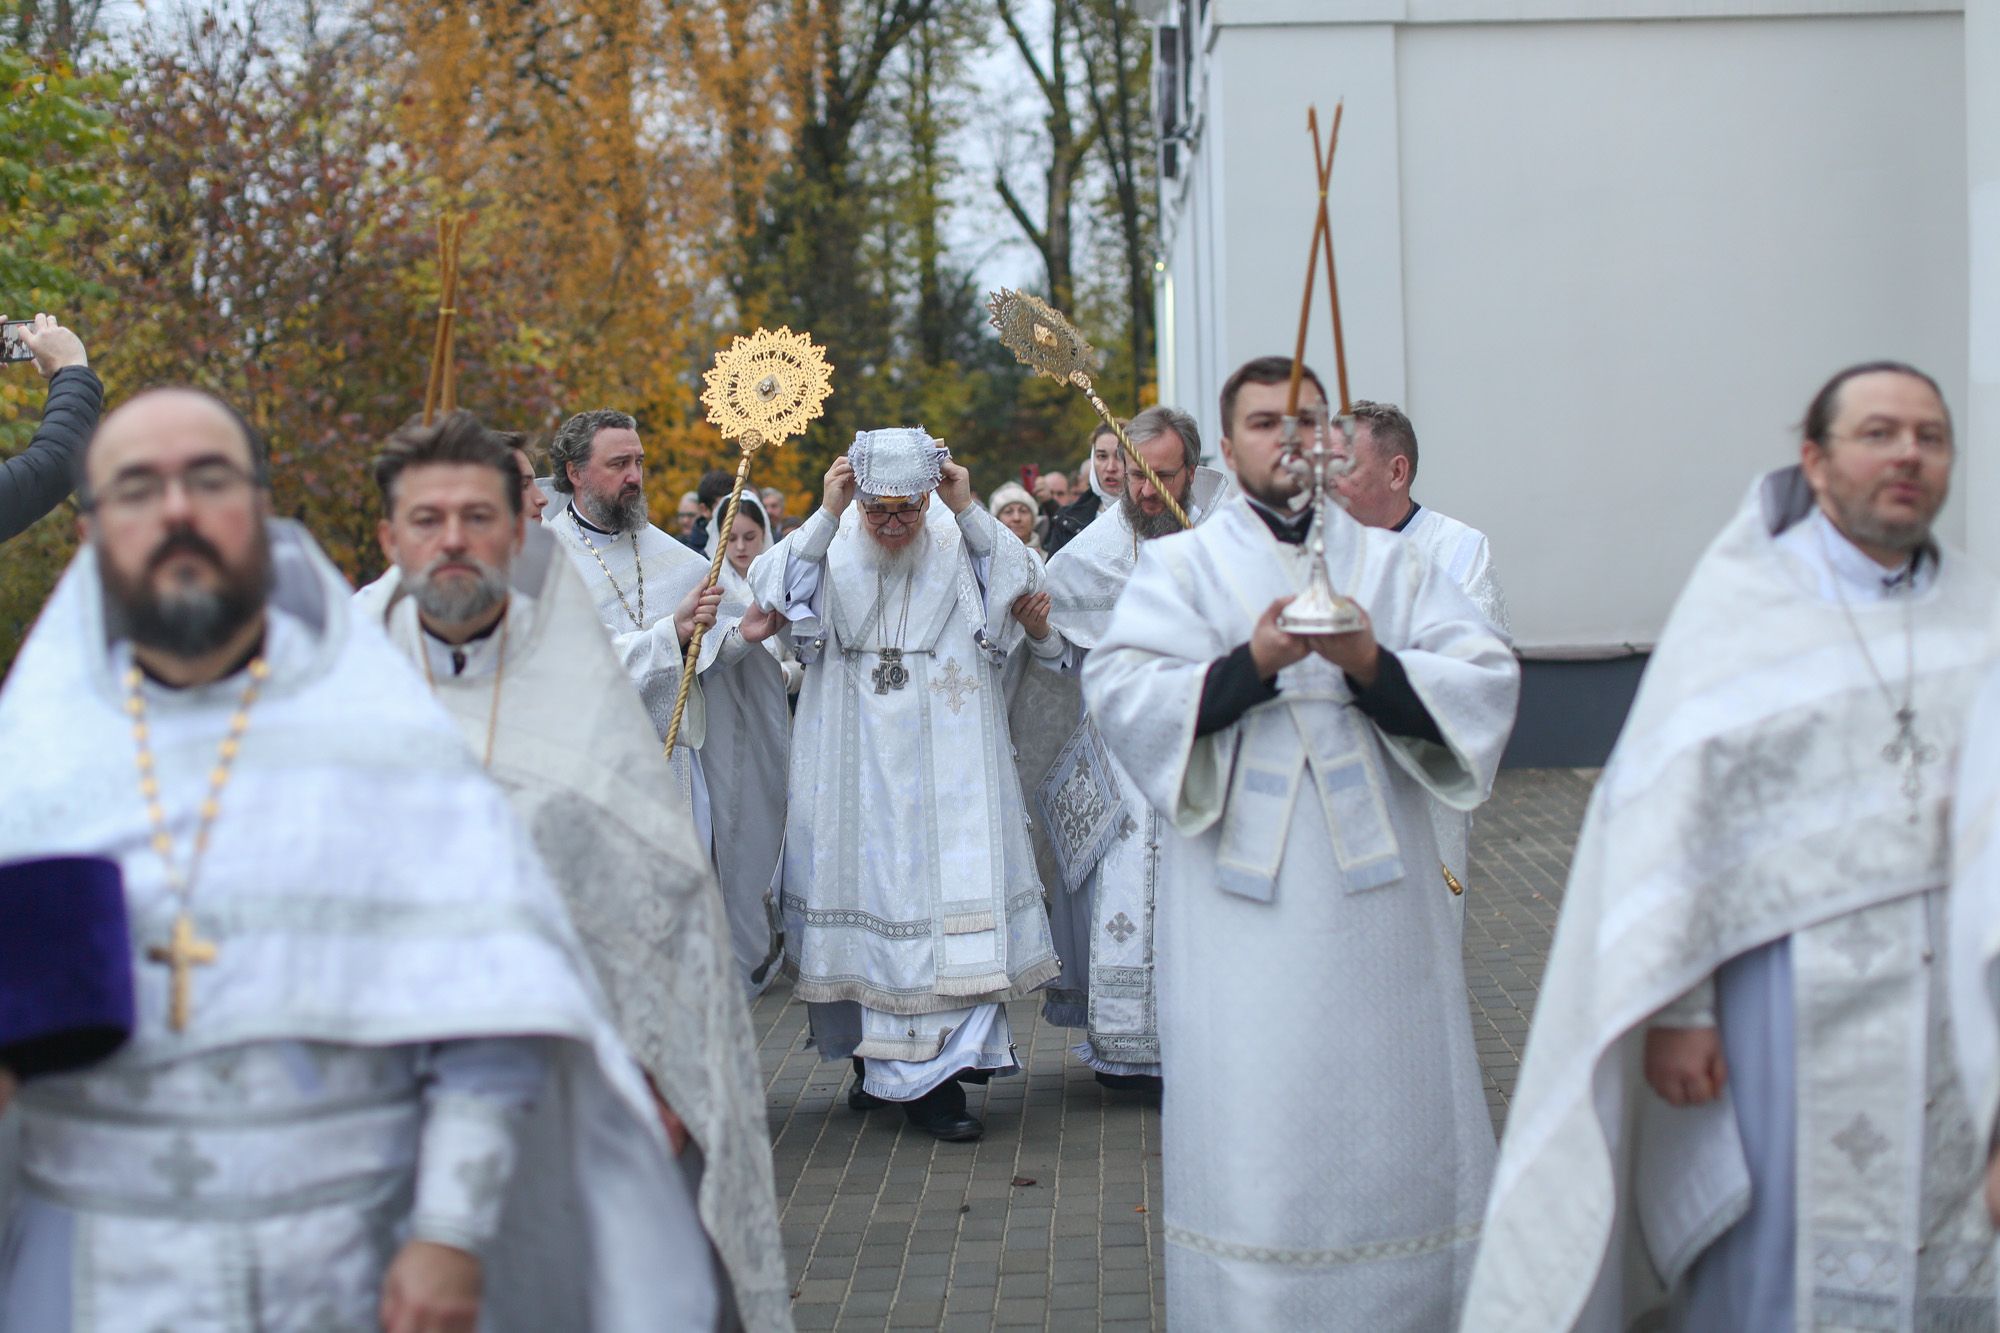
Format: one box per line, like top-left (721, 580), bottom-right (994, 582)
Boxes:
top-left (147, 912), bottom-right (218, 1033)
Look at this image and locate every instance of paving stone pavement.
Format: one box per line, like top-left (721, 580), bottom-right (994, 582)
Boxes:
top-left (749, 767), bottom-right (1597, 1331)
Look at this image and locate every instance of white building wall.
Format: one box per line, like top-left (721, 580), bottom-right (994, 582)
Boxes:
top-left (1968, 0), bottom-right (1998, 569)
top-left (1156, 2), bottom-right (1971, 655)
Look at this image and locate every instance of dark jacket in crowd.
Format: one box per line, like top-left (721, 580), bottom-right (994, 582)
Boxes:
top-left (1042, 490), bottom-right (1103, 557)
top-left (1, 366), bottom-right (104, 543)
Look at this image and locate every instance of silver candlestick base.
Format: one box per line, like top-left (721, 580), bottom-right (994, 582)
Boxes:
top-left (1278, 546), bottom-right (1367, 635)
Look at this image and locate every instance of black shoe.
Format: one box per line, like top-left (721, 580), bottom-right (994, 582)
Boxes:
top-left (1094, 1070), bottom-right (1163, 1094)
top-left (903, 1078), bottom-right (984, 1142)
top-left (847, 1057), bottom-right (887, 1111)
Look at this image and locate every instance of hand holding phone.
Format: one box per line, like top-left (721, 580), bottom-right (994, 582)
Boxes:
top-left (2, 315), bottom-right (87, 376)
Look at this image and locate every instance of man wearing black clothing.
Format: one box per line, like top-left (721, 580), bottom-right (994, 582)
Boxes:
top-left (2, 314), bottom-right (102, 542)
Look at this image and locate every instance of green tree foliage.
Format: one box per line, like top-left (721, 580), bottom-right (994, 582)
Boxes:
top-left (0, 43), bottom-right (118, 440)
top-left (0, 0), bottom-right (1161, 669)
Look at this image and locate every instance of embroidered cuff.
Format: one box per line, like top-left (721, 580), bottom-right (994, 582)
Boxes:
top-left (1027, 627), bottom-right (1068, 661)
top-left (409, 1039), bottom-right (544, 1255)
top-left (795, 509), bottom-right (838, 563)
top-left (715, 622), bottom-right (753, 666)
top-left (410, 1092), bottom-right (527, 1254)
top-left (1652, 976), bottom-right (1717, 1029)
top-left (955, 504), bottom-right (998, 558)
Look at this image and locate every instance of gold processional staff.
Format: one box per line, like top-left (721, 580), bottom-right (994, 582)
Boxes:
top-left (660, 327), bottom-right (834, 757)
top-left (986, 288), bottom-right (1191, 532)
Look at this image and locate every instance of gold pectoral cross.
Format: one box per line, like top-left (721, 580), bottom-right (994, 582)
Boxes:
top-left (147, 912), bottom-right (217, 1033)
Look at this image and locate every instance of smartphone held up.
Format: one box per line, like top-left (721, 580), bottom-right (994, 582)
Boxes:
top-left (1, 321), bottom-right (34, 365)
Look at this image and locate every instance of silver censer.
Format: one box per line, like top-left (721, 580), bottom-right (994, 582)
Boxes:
top-left (1274, 412), bottom-right (1368, 636)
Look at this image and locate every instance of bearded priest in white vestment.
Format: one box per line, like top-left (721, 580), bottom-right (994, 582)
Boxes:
top-left (744, 428), bottom-right (1056, 1142)
top-left (1009, 405), bottom-right (1233, 1089)
top-left (365, 414), bottom-right (792, 1331)
top-left (1334, 399), bottom-right (1510, 928)
top-left (1465, 363), bottom-right (1998, 1333)
top-left (1082, 359), bottom-right (1520, 1328)
top-left (0, 390), bottom-right (722, 1331)
top-left (542, 408), bottom-right (789, 996)
top-left (1948, 603), bottom-right (2000, 1300)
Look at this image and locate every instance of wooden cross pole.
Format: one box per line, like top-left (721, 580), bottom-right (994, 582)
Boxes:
top-left (423, 213), bottom-right (468, 425)
top-left (1286, 103), bottom-right (1350, 417)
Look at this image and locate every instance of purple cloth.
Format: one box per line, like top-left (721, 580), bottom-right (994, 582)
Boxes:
top-left (0, 855), bottom-right (133, 1078)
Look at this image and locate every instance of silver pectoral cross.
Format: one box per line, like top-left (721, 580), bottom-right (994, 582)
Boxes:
top-left (872, 648), bottom-right (909, 694)
top-left (1885, 706), bottom-right (1941, 813)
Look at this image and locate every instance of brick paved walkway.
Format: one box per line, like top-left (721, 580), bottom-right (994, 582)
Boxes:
top-left (748, 767), bottom-right (1597, 1330)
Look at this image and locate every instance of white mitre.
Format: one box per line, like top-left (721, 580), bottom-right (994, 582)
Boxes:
top-left (849, 426), bottom-right (945, 499)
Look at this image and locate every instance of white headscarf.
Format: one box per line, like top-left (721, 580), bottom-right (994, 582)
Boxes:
top-left (704, 489), bottom-right (773, 571)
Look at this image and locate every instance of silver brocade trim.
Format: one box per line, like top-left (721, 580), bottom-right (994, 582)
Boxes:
top-left (24, 1163), bottom-right (409, 1224)
top-left (1164, 1220), bottom-right (1481, 1270)
top-left (779, 894), bottom-right (933, 940)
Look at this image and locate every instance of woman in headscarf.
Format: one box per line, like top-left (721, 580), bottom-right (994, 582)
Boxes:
top-left (707, 489), bottom-right (804, 694)
top-left (988, 481), bottom-right (1045, 563)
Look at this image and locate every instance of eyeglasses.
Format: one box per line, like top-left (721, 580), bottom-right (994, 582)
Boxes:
top-left (90, 460), bottom-right (256, 515)
top-left (1831, 422), bottom-right (1952, 455)
top-left (860, 502), bottom-right (922, 526)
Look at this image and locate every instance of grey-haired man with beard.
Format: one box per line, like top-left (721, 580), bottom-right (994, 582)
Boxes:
top-left (0, 389), bottom-right (724, 1330)
top-left (368, 411), bottom-right (794, 1330)
top-left (1009, 405), bottom-right (1234, 1091)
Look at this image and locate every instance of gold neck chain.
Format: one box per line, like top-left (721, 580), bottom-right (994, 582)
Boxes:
top-left (569, 507), bottom-right (645, 627)
top-left (418, 613), bottom-right (510, 769)
top-left (125, 654), bottom-right (270, 1032)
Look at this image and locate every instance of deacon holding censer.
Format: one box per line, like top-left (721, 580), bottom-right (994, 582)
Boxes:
top-left (1080, 104), bottom-right (1521, 1328)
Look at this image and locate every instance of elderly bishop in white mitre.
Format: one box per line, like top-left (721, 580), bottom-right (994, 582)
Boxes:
top-left (542, 408), bottom-right (790, 996)
top-left (0, 389), bottom-right (729, 1331)
top-left (1081, 358), bottom-right (1520, 1328)
top-left (745, 427), bottom-right (1056, 1142)
top-left (1008, 404), bottom-right (1234, 1088)
top-left (1466, 362), bottom-right (1998, 1332)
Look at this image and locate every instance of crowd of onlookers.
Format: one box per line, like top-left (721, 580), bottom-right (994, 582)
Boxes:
top-left (981, 420), bottom-right (1128, 563)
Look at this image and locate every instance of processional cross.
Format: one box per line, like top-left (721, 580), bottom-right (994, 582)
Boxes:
top-left (660, 328), bottom-right (835, 756)
top-left (147, 913), bottom-right (218, 1034)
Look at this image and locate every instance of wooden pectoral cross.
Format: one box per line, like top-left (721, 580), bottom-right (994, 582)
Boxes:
top-left (147, 912), bottom-right (218, 1033)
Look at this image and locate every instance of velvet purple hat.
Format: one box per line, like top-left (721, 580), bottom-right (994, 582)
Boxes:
top-left (0, 855), bottom-right (135, 1079)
